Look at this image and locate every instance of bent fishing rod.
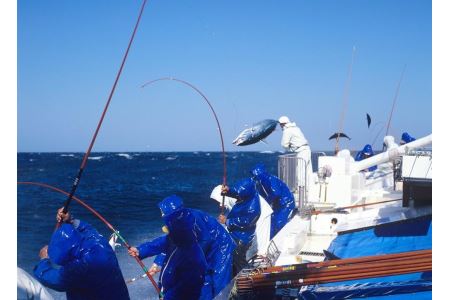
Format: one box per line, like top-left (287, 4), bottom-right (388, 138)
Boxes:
top-left (141, 77), bottom-right (228, 213)
top-left (58, 0), bottom-right (148, 224)
top-left (18, 181), bottom-right (162, 296)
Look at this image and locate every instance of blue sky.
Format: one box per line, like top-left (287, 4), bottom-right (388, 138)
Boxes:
top-left (17, 0), bottom-right (432, 152)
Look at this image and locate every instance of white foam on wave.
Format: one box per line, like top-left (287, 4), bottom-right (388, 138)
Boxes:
top-left (60, 154), bottom-right (75, 157)
top-left (117, 153), bottom-right (132, 159)
top-left (259, 150), bottom-right (275, 154)
top-left (88, 156), bottom-right (103, 161)
top-left (165, 156), bottom-right (177, 161)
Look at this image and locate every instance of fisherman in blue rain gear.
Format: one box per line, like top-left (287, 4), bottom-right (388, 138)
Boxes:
top-left (220, 178), bottom-right (261, 276)
top-left (400, 132), bottom-right (416, 145)
top-left (354, 144), bottom-right (377, 171)
top-left (251, 163), bottom-right (296, 239)
top-left (129, 196), bottom-right (207, 300)
top-left (128, 195), bottom-right (231, 299)
top-left (33, 208), bottom-right (129, 300)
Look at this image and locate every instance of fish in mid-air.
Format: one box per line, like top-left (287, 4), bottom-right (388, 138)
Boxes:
top-left (232, 119), bottom-right (278, 146)
top-left (366, 113), bottom-right (372, 128)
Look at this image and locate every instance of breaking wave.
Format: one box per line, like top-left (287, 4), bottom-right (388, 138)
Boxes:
top-left (88, 156), bottom-right (103, 161)
top-left (117, 153), bottom-right (132, 159)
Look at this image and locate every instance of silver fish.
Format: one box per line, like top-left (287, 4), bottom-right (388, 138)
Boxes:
top-left (232, 119), bottom-right (278, 146)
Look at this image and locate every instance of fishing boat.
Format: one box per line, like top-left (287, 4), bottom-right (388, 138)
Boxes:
top-left (17, 1), bottom-right (432, 298)
top-left (215, 134), bottom-right (432, 299)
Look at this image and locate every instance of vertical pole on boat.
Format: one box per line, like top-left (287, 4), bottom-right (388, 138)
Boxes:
top-left (335, 46), bottom-right (356, 154)
top-left (141, 78), bottom-right (228, 213)
top-left (58, 0), bottom-right (148, 226)
top-left (384, 65), bottom-right (407, 142)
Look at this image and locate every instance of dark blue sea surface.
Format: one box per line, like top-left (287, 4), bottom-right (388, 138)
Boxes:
top-left (18, 151), bottom-right (292, 299)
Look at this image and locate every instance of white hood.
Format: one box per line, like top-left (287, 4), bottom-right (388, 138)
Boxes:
top-left (210, 184), bottom-right (273, 256)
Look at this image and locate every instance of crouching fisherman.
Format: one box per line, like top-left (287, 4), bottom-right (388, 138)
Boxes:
top-left (33, 208), bottom-right (130, 300)
top-left (220, 178), bottom-right (261, 276)
top-left (128, 195), bottom-right (208, 300)
top-left (251, 163), bottom-right (296, 239)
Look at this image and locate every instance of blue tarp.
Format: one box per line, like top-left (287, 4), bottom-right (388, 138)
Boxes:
top-left (298, 215), bottom-right (432, 299)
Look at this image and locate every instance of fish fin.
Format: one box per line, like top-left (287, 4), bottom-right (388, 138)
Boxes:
top-left (323, 250), bottom-right (341, 261)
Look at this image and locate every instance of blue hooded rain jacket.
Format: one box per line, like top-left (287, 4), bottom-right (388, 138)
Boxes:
top-left (138, 196), bottom-right (226, 299)
top-left (251, 163), bottom-right (296, 238)
top-left (401, 132), bottom-right (416, 144)
top-left (33, 221), bottom-right (129, 300)
top-left (225, 178), bottom-right (261, 246)
top-left (355, 144), bottom-right (377, 171)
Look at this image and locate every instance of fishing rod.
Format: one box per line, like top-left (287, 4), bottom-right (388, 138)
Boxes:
top-left (58, 0), bottom-right (148, 224)
top-left (385, 65), bottom-right (407, 138)
top-left (141, 77), bottom-right (228, 213)
top-left (335, 46), bottom-right (356, 154)
top-left (236, 250), bottom-right (431, 293)
top-left (370, 121), bottom-right (386, 147)
top-left (381, 64), bottom-right (407, 152)
top-left (18, 181), bottom-right (162, 296)
top-left (126, 273), bottom-right (149, 284)
top-left (254, 249), bottom-right (431, 274)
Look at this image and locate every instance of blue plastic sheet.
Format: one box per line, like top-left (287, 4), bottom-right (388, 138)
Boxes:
top-left (298, 280), bottom-right (431, 299)
top-left (298, 215), bottom-right (432, 299)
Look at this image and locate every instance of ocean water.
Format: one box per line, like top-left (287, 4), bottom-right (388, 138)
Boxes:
top-left (17, 151), bottom-right (292, 299)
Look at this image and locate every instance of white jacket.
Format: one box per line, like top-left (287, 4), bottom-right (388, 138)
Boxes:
top-left (210, 185), bottom-right (273, 257)
top-left (384, 135), bottom-right (399, 150)
top-left (281, 122), bottom-right (309, 152)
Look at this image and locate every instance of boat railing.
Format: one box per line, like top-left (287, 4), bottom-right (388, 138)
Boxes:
top-left (278, 153), bottom-right (308, 209)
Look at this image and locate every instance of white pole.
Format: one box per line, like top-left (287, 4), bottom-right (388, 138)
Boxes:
top-left (351, 134), bottom-right (432, 173)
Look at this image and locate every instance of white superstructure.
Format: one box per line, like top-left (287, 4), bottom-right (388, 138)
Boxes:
top-left (262, 134), bottom-right (432, 267)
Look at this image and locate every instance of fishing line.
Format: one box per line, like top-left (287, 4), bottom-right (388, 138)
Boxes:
top-left (18, 181), bottom-right (162, 296)
top-left (385, 65), bottom-right (407, 138)
top-left (335, 46), bottom-right (356, 154)
top-left (141, 77), bottom-right (228, 213)
top-left (59, 0), bottom-right (148, 222)
top-left (370, 122), bottom-right (386, 148)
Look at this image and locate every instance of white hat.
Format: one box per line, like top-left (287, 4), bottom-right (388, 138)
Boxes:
top-left (210, 185), bottom-right (236, 211)
top-left (278, 116), bottom-right (290, 124)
